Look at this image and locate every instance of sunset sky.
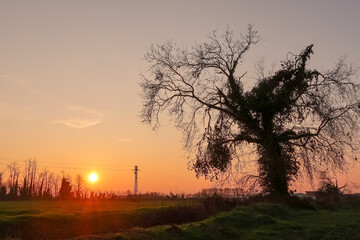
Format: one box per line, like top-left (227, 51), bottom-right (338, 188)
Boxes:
top-left (0, 0), bottom-right (359, 194)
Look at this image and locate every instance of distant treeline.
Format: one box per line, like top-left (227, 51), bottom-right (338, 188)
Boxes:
top-left (0, 159), bottom-right (131, 200)
top-left (1, 159), bottom-right (249, 201)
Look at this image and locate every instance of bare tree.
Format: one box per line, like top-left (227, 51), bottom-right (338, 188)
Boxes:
top-left (20, 159), bottom-right (37, 198)
top-left (0, 169), bottom-right (5, 187)
top-left (75, 174), bottom-right (85, 199)
top-left (46, 172), bottom-right (55, 197)
top-left (37, 168), bottom-right (49, 197)
top-left (28, 159), bottom-right (37, 197)
top-left (53, 174), bottom-right (62, 198)
top-left (140, 26), bottom-right (360, 197)
top-left (0, 169), bottom-right (6, 199)
top-left (7, 162), bottom-right (20, 198)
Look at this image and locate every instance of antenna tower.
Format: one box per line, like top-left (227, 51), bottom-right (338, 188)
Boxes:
top-left (133, 165), bottom-right (139, 195)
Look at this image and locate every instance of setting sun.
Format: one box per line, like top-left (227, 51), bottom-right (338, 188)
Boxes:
top-left (88, 172), bottom-right (98, 183)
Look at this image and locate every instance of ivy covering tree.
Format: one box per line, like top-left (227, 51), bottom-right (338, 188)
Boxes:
top-left (140, 26), bottom-right (360, 197)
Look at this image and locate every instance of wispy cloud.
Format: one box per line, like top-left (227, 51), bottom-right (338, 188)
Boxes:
top-left (54, 105), bottom-right (102, 129)
top-left (115, 138), bottom-right (133, 143)
top-left (55, 118), bottom-right (101, 129)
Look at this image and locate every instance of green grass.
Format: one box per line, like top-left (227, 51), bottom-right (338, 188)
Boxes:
top-left (0, 199), bottom-right (186, 215)
top-left (95, 203), bottom-right (360, 240)
top-left (1, 200), bottom-right (360, 240)
top-left (0, 199), bottom-right (199, 240)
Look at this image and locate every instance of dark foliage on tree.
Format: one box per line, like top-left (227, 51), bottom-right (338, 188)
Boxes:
top-left (59, 177), bottom-right (72, 199)
top-left (140, 26), bottom-right (360, 196)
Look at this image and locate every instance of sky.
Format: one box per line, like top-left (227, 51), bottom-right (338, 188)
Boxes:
top-left (0, 0), bottom-right (359, 194)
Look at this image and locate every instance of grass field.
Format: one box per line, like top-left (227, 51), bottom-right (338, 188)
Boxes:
top-left (73, 203), bottom-right (360, 240)
top-left (0, 199), bottom-right (183, 216)
top-left (0, 199), bottom-right (201, 240)
top-left (0, 200), bottom-right (360, 240)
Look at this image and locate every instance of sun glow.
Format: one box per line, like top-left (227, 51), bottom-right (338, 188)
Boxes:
top-left (88, 172), bottom-right (98, 183)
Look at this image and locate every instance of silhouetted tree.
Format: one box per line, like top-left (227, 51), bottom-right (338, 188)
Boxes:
top-left (53, 174), bottom-right (62, 197)
top-left (59, 177), bottom-right (72, 199)
top-left (317, 172), bottom-right (346, 196)
top-left (18, 160), bottom-right (57, 199)
top-left (141, 26), bottom-right (360, 197)
top-left (45, 172), bottom-right (55, 197)
top-left (37, 169), bottom-right (46, 197)
top-left (7, 162), bottom-right (20, 198)
top-left (75, 174), bottom-right (84, 199)
top-left (0, 186), bottom-right (6, 200)
top-left (20, 159), bottom-right (37, 198)
top-left (19, 178), bottom-right (28, 199)
top-left (0, 170), bottom-right (4, 187)
top-left (0, 170), bottom-right (6, 200)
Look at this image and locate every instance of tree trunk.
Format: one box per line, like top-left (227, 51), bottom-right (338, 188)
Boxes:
top-left (258, 137), bottom-right (290, 197)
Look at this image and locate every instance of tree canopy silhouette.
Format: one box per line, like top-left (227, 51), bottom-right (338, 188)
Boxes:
top-left (59, 177), bottom-right (72, 199)
top-left (140, 26), bottom-right (360, 196)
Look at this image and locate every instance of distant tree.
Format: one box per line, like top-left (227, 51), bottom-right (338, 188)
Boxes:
top-left (20, 159), bottom-right (37, 198)
top-left (7, 162), bottom-right (20, 198)
top-left (37, 169), bottom-right (48, 197)
top-left (0, 170), bottom-right (5, 199)
top-left (0, 170), bottom-right (4, 187)
top-left (90, 191), bottom-right (95, 199)
top-left (0, 186), bottom-right (6, 200)
top-left (19, 178), bottom-right (28, 199)
top-left (59, 177), bottom-right (72, 199)
top-left (45, 172), bottom-right (55, 197)
top-left (75, 174), bottom-right (84, 199)
top-left (317, 172), bottom-right (346, 196)
top-left (140, 26), bottom-right (360, 197)
top-left (29, 159), bottom-right (37, 197)
top-left (53, 174), bottom-right (62, 197)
